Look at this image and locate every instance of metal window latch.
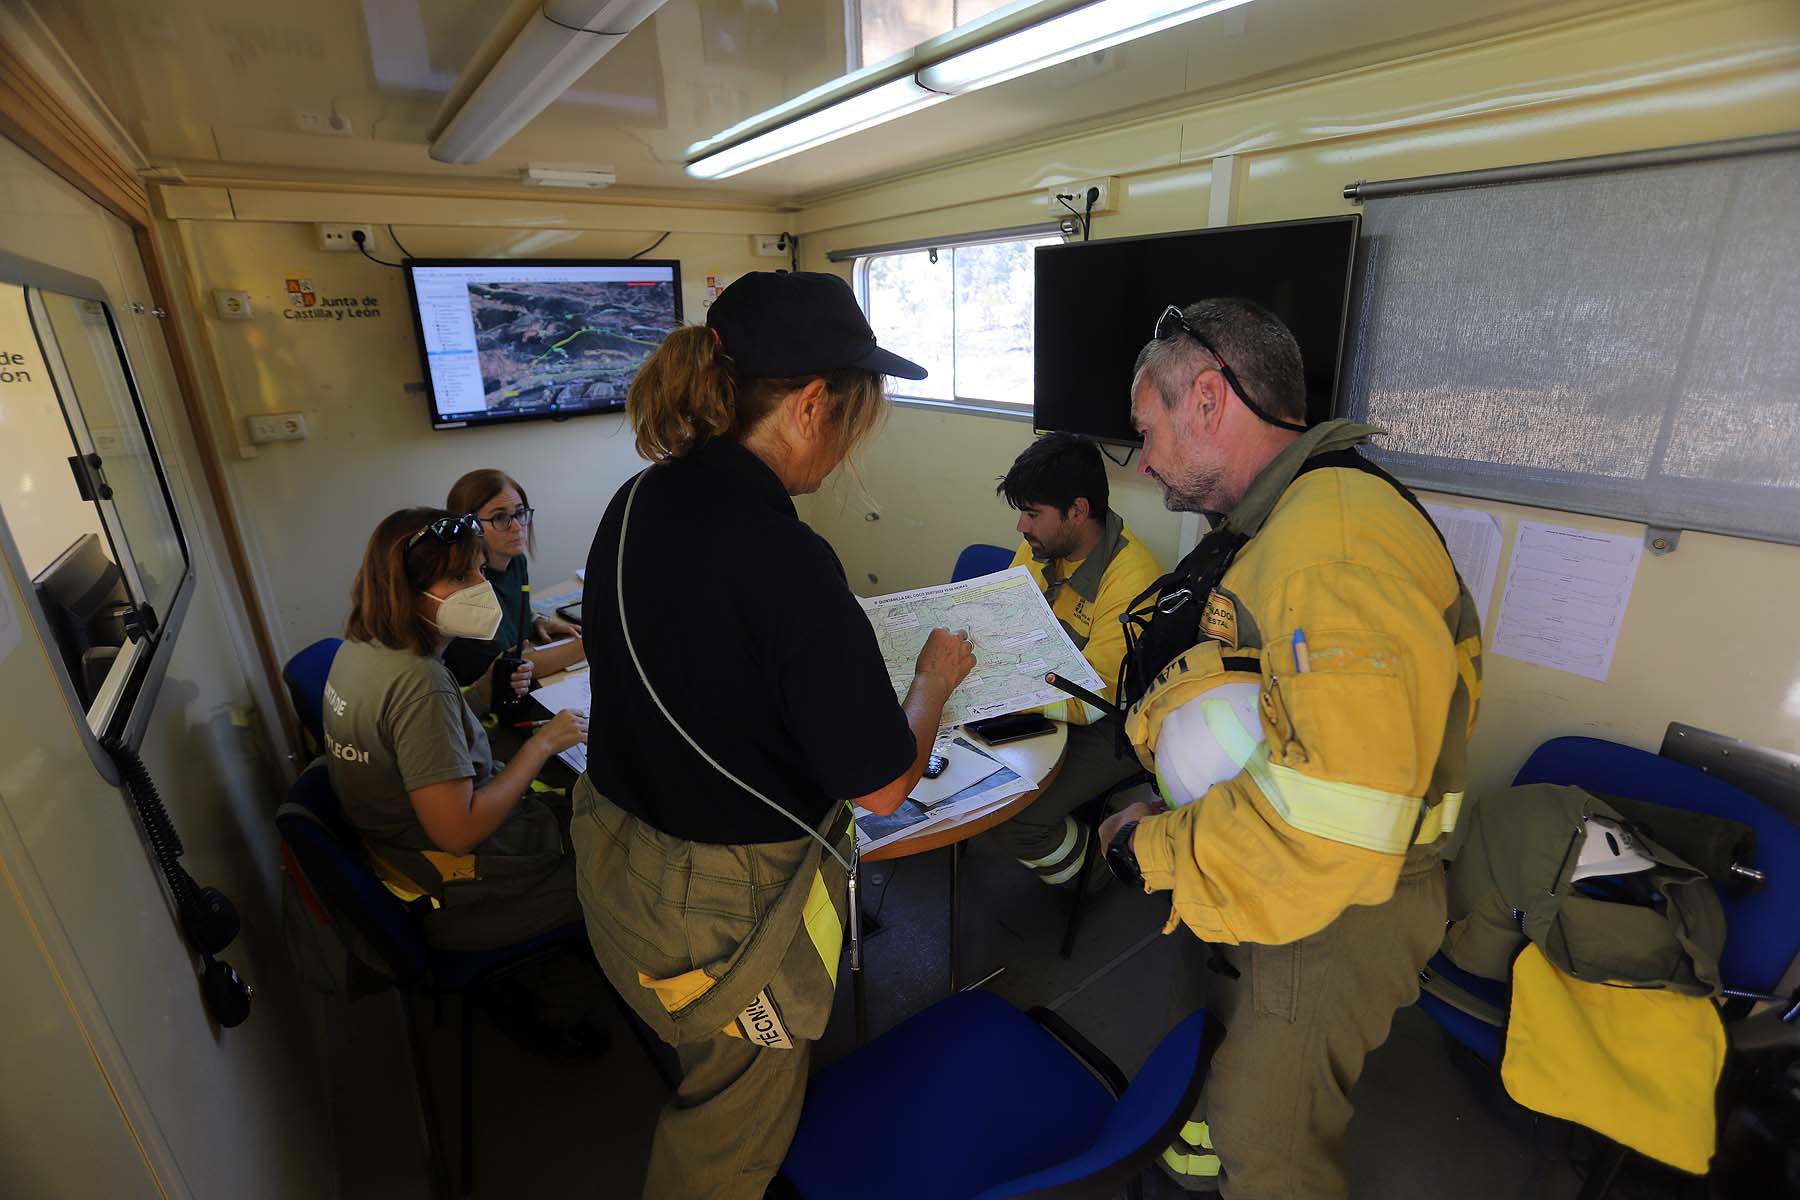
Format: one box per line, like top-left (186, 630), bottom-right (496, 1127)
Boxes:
top-left (67, 453), bottom-right (114, 501)
top-left (122, 603), bottom-right (159, 642)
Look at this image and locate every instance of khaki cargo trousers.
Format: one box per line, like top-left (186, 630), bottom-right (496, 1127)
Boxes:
top-left (571, 778), bottom-right (845, 1200)
top-left (1164, 844), bottom-right (1446, 1199)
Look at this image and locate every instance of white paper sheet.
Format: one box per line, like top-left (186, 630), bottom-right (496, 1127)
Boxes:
top-left (856, 766), bottom-right (1032, 854)
top-left (1491, 521), bottom-right (1643, 682)
top-left (1423, 503), bottom-right (1503, 624)
top-left (909, 738), bottom-right (1002, 807)
top-left (529, 673), bottom-right (593, 772)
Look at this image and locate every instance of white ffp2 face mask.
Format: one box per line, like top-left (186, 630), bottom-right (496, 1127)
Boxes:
top-left (423, 580), bottom-right (504, 641)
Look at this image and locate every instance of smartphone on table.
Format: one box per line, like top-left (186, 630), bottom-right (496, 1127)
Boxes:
top-left (965, 712), bottom-right (1056, 746)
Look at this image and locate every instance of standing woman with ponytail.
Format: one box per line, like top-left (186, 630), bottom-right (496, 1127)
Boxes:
top-left (572, 273), bottom-right (976, 1198)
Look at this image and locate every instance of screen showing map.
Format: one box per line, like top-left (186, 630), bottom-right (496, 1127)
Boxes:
top-left (405, 259), bottom-right (682, 429)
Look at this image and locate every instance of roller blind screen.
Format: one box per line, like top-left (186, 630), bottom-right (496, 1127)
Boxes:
top-left (1338, 148), bottom-right (1800, 545)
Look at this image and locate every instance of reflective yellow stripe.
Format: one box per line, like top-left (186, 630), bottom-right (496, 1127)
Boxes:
top-left (1179, 1120), bottom-right (1214, 1149)
top-left (802, 869), bottom-right (842, 988)
top-left (1161, 1145), bottom-right (1221, 1179)
top-left (1040, 838), bottom-right (1088, 885)
top-left (1019, 817), bottom-right (1080, 870)
top-left (1204, 706), bottom-right (1447, 852)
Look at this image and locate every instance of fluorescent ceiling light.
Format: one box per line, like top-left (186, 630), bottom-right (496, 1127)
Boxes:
top-left (687, 78), bottom-right (947, 180)
top-left (685, 0), bottom-right (1255, 178)
top-left (432, 0), bottom-right (668, 165)
top-left (918, 0), bottom-right (1255, 94)
top-left (523, 164), bottom-right (617, 187)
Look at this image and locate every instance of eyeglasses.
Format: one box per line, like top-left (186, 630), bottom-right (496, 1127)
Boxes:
top-left (475, 506), bottom-right (534, 531)
top-left (1152, 305), bottom-right (1306, 433)
top-left (404, 515), bottom-right (481, 554)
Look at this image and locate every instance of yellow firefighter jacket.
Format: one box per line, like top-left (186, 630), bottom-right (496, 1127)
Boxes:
top-left (1132, 421), bottom-right (1483, 946)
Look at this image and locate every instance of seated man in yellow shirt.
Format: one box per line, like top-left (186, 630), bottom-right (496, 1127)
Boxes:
top-left (989, 432), bottom-right (1164, 886)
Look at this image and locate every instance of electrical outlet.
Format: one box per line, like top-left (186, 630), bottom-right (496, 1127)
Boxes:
top-left (213, 290), bottom-right (253, 319)
top-left (1046, 177), bottom-right (1118, 217)
top-left (247, 412), bottom-right (309, 444)
top-left (317, 223), bottom-right (375, 252)
top-left (753, 234), bottom-right (790, 258)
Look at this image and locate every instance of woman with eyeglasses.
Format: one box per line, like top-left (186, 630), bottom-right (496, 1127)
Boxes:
top-left (441, 468), bottom-right (585, 698)
top-left (322, 507), bottom-right (605, 1051)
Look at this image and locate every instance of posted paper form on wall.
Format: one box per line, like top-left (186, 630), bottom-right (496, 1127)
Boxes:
top-left (1492, 521), bottom-right (1643, 682)
top-left (1423, 503), bottom-right (1503, 626)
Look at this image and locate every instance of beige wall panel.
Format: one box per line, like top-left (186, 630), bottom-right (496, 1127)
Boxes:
top-left (0, 134), bottom-right (332, 1198)
top-left (794, 0), bottom-right (1800, 798)
top-left (223, 186), bottom-right (786, 235)
top-left (176, 216), bottom-right (770, 658)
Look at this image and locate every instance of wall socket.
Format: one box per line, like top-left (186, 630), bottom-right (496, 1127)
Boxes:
top-left (1046, 177), bottom-right (1118, 217)
top-left (752, 234), bottom-right (790, 258)
top-left (317, 223), bottom-right (375, 252)
top-left (247, 412), bottom-right (309, 444)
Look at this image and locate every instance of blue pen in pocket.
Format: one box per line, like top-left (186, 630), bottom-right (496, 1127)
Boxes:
top-left (1291, 627), bottom-right (1311, 674)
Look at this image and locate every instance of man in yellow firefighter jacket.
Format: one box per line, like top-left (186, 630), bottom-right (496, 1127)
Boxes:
top-left (1098, 299), bottom-right (1482, 1199)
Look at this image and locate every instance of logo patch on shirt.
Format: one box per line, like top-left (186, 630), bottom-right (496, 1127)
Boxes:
top-left (1201, 590), bottom-right (1239, 649)
top-left (736, 988), bottom-right (794, 1050)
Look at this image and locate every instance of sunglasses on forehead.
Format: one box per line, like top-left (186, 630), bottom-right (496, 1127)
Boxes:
top-left (1153, 305), bottom-right (1308, 434)
top-left (404, 514), bottom-right (482, 555)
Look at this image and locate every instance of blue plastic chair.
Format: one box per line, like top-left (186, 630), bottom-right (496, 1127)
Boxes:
top-left (778, 989), bottom-right (1220, 1199)
top-left (1418, 735), bottom-right (1800, 1195)
top-left (282, 637), bottom-right (343, 752)
top-left (276, 763), bottom-right (598, 1197)
top-left (952, 543), bottom-right (1014, 583)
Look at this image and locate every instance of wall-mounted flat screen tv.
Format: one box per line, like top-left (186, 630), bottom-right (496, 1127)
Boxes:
top-left (1033, 215), bottom-right (1359, 444)
top-left (404, 258), bottom-right (682, 430)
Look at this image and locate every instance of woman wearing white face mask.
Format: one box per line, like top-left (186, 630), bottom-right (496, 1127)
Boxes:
top-left (322, 508), bottom-right (604, 1044)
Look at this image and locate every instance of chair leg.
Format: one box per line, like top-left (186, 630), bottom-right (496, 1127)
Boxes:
top-left (402, 995), bottom-right (453, 1200)
top-left (460, 995), bottom-right (474, 1198)
top-left (1060, 803), bottom-right (1105, 960)
top-left (1576, 1139), bottom-right (1628, 1200)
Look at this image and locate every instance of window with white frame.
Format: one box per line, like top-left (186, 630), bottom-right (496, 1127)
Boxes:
top-left (0, 262), bottom-right (191, 748)
top-left (858, 234), bottom-right (1061, 410)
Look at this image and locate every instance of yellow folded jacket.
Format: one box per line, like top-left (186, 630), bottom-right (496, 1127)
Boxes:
top-left (1501, 943), bottom-right (1726, 1175)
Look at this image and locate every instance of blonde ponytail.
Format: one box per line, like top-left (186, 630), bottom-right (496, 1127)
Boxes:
top-left (628, 325), bottom-right (738, 463)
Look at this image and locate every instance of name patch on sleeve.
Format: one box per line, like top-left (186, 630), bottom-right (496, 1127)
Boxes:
top-left (736, 988), bottom-right (794, 1050)
top-left (1201, 591), bottom-right (1239, 649)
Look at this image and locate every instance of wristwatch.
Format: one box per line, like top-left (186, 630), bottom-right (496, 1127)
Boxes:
top-left (1104, 819), bottom-right (1142, 888)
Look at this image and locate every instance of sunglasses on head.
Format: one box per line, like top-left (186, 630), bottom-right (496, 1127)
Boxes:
top-left (404, 515), bottom-right (482, 555)
top-left (1153, 305), bottom-right (1307, 433)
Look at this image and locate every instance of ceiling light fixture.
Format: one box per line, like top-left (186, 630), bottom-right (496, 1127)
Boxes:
top-left (432, 0), bottom-right (669, 165)
top-left (522, 164), bottom-right (618, 187)
top-left (917, 0), bottom-right (1253, 94)
top-left (684, 0), bottom-right (1255, 180)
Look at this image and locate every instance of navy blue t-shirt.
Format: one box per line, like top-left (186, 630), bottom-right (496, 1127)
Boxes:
top-left (583, 439), bottom-right (914, 844)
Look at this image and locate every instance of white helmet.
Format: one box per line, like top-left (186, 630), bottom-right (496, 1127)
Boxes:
top-left (1124, 641), bottom-right (1265, 809)
top-left (1151, 681), bottom-right (1263, 808)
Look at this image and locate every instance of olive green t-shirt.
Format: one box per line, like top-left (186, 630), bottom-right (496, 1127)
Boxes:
top-left (324, 640), bottom-right (493, 857)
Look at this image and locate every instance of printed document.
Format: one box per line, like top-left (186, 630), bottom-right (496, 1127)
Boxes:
top-left (530, 672), bottom-right (592, 773)
top-left (1492, 521), bottom-right (1642, 682)
top-left (859, 566), bottom-right (1103, 728)
top-left (1423, 503), bottom-right (1503, 625)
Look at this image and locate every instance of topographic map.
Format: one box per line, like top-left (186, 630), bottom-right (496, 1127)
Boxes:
top-left (858, 566), bottom-right (1103, 727)
top-left (469, 280), bottom-right (675, 412)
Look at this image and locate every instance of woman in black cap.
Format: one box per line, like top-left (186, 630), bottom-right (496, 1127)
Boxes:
top-left (572, 271), bottom-right (975, 1198)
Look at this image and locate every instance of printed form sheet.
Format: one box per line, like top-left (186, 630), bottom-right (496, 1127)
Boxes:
top-left (1423, 503), bottom-right (1503, 624)
top-left (858, 566), bottom-right (1102, 728)
top-left (1491, 521), bottom-right (1643, 682)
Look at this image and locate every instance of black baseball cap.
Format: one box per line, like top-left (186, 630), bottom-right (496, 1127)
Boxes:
top-left (706, 271), bottom-right (928, 381)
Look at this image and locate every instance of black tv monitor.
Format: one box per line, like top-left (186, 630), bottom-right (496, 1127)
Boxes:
top-left (404, 258), bottom-right (682, 430)
top-left (33, 532), bottom-right (130, 705)
top-left (1033, 215), bottom-right (1359, 444)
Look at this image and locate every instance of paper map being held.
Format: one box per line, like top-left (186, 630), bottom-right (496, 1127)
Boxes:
top-left (858, 566), bottom-right (1103, 727)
